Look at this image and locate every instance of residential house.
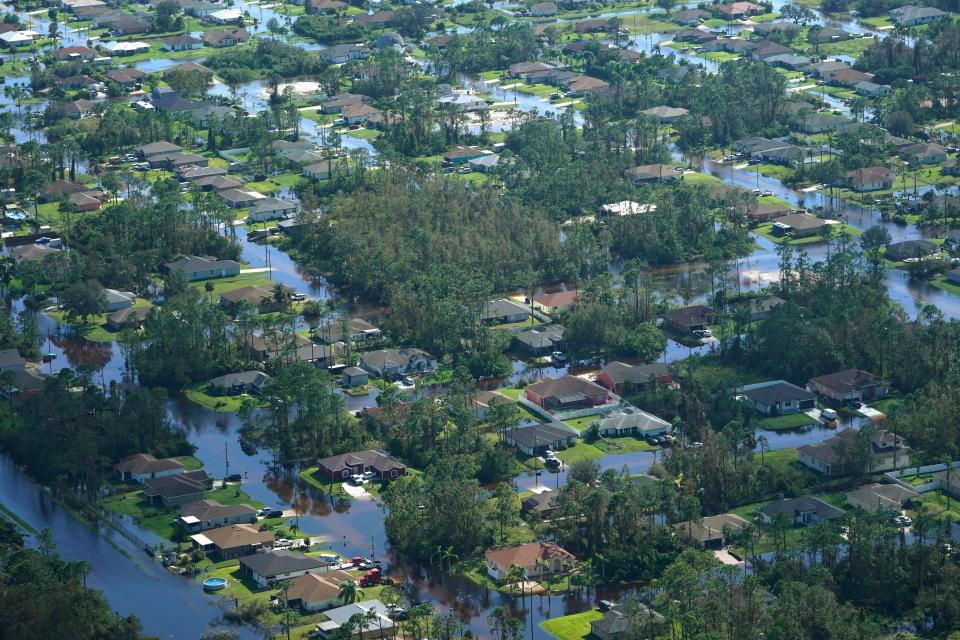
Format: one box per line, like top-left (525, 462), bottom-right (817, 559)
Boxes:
top-left (342, 102), bottom-right (380, 124)
top-left (469, 154), bottom-right (500, 172)
top-left (248, 197), bottom-right (298, 222)
top-left (665, 305), bottom-right (714, 334)
top-left (795, 112), bottom-right (850, 134)
top-left (771, 213), bottom-right (827, 238)
top-left (143, 470), bottom-right (211, 507)
top-left (162, 35), bottom-right (203, 51)
top-left (886, 239), bottom-right (937, 261)
top-left (101, 40), bottom-right (150, 55)
top-left (760, 143), bottom-right (814, 167)
top-left (932, 468), bottom-right (960, 498)
top-left (521, 489), bottom-right (561, 520)
top-left (114, 453), bottom-right (184, 482)
top-left (244, 333), bottom-right (332, 365)
top-left (0, 349), bottom-right (26, 373)
top-left (532, 290), bottom-right (579, 314)
top-left (204, 8), bottom-right (244, 24)
top-left (240, 551), bottom-right (331, 589)
top-left (322, 93), bottom-right (369, 114)
top-left (505, 421), bottom-right (578, 455)
top-left (764, 53), bottom-right (812, 70)
top-left (286, 570), bottom-right (356, 612)
top-left (11, 245), bottom-right (61, 263)
top-left (55, 45), bottom-right (98, 61)
top-left (508, 61), bottom-right (557, 78)
top-left (564, 75), bottom-right (610, 96)
top-left (890, 5), bottom-right (947, 26)
top-left (359, 348), bottom-right (437, 378)
top-left (514, 324), bottom-right (566, 355)
top-left (713, 1), bottom-right (765, 17)
top-left (808, 26), bottom-right (848, 42)
top-left (321, 43), bottom-right (369, 64)
top-left (220, 284), bottom-right (295, 314)
top-left (309, 0), bottom-right (348, 12)
top-left (657, 65), bottom-right (695, 83)
top-left (443, 145), bottom-right (492, 164)
top-left (313, 317), bottom-right (382, 344)
top-left (106, 67), bottom-right (146, 87)
top-left (846, 483), bottom-right (917, 513)
top-left (219, 188), bottom-right (266, 209)
top-left (675, 513), bottom-right (751, 548)
top-left (164, 255), bottom-right (242, 281)
top-left (673, 28), bottom-right (714, 43)
top-left (106, 305), bottom-right (151, 332)
top-left (592, 407), bottom-right (671, 437)
top-left (671, 8), bottom-right (709, 24)
top-left (748, 295), bottom-right (785, 320)
top-left (0, 30), bottom-right (39, 47)
top-left (806, 369), bottom-right (890, 403)
top-left (752, 21), bottom-right (801, 38)
top-left (177, 499), bottom-right (258, 533)
top-left (104, 289), bottom-right (136, 312)
top-left (354, 11), bottom-right (396, 28)
top-left (591, 604), bottom-right (664, 640)
top-left (314, 600), bottom-right (394, 640)
top-left (573, 18), bottom-right (610, 33)
top-left (598, 200), bottom-right (656, 217)
top-left (163, 62), bottom-right (213, 77)
top-left (844, 166), bottom-right (895, 192)
top-left (206, 371), bottom-right (272, 396)
top-left (626, 164), bottom-right (679, 184)
top-left (480, 299), bottom-right (530, 324)
top-left (640, 105), bottom-right (689, 123)
top-left (202, 28), bottom-right (249, 47)
top-left (341, 367), bottom-right (369, 388)
top-left (797, 428), bottom-right (910, 476)
top-left (743, 202), bottom-right (792, 222)
top-left (524, 375), bottom-right (612, 412)
top-left (855, 80), bottom-right (891, 97)
top-left (484, 542), bottom-right (575, 581)
top-left (63, 99), bottom-right (98, 120)
top-left (191, 523), bottom-right (274, 559)
top-left (315, 449), bottom-right (406, 482)
top-left (595, 361), bottom-right (673, 394)
top-left (530, 1), bottom-right (557, 16)
top-left (750, 40), bottom-right (794, 61)
top-left (828, 68), bottom-right (874, 87)
top-left (900, 142), bottom-right (947, 165)
top-left (737, 380), bottom-right (817, 416)
top-left (135, 141), bottom-right (183, 160)
top-left (759, 496), bottom-right (844, 525)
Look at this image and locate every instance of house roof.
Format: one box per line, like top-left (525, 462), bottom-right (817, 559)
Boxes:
top-left (774, 213), bottom-right (825, 231)
top-left (164, 255), bottom-right (241, 274)
top-left (239, 550), bottom-right (329, 577)
top-left (196, 523), bottom-right (273, 550)
top-left (515, 325), bottom-right (565, 350)
top-left (597, 361), bottom-right (672, 385)
top-left (666, 304), bottom-right (713, 327)
top-left (135, 141), bottom-right (182, 155)
top-left (891, 4), bottom-right (946, 22)
top-left (797, 428), bottom-right (906, 467)
top-left (900, 142), bottom-right (946, 159)
top-left (179, 498), bottom-right (257, 520)
top-left (480, 298), bottom-right (529, 321)
top-left (317, 449), bottom-right (405, 473)
top-left (208, 370), bottom-right (272, 389)
top-left (886, 239), bottom-right (937, 259)
top-left (202, 27), bottom-right (249, 44)
top-left (361, 348), bottom-right (433, 371)
top-left (115, 453), bottom-right (184, 475)
top-left (847, 482), bottom-right (917, 509)
top-left (0, 348), bottom-right (25, 369)
top-left (808, 369), bottom-right (887, 395)
top-left (342, 103), bottom-right (380, 119)
top-left (526, 374), bottom-right (608, 401)
top-left (143, 470), bottom-right (209, 499)
top-left (252, 197), bottom-right (298, 214)
top-left (286, 569), bottom-right (355, 604)
top-left (640, 105), bottom-right (689, 119)
top-left (521, 489), bottom-right (560, 514)
top-left (674, 513), bottom-right (750, 542)
top-left (319, 600), bottom-right (394, 633)
top-left (484, 542), bottom-right (575, 570)
top-left (533, 290), bottom-right (579, 308)
top-left (107, 305), bottom-right (151, 326)
top-left (738, 380), bottom-right (815, 406)
top-left (759, 496), bottom-right (844, 521)
top-left (594, 407), bottom-right (671, 433)
top-left (507, 422), bottom-right (579, 448)
top-left (846, 166), bottom-right (894, 185)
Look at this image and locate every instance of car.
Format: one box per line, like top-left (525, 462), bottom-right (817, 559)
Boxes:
top-left (549, 92), bottom-right (561, 100)
top-left (265, 509), bottom-right (284, 518)
top-left (688, 441), bottom-right (704, 450)
top-left (225, 474), bottom-right (242, 483)
top-left (646, 435), bottom-right (660, 445)
top-left (820, 408), bottom-right (838, 421)
top-left (752, 188), bottom-right (762, 195)
top-left (124, 154), bottom-right (137, 162)
top-left (457, 167), bottom-right (471, 174)
top-left (275, 539), bottom-right (292, 547)
top-left (673, 166), bottom-right (685, 173)
top-left (849, 400), bottom-right (862, 409)
top-left (362, 471), bottom-right (376, 481)
top-left (350, 474), bottom-right (365, 485)
top-left (760, 190), bottom-right (774, 197)
top-left (551, 351), bottom-right (566, 363)
top-left (389, 608), bottom-right (408, 621)
top-left (692, 328), bottom-right (713, 338)
top-left (544, 457), bottom-right (561, 469)
top-left (598, 600), bottom-right (616, 612)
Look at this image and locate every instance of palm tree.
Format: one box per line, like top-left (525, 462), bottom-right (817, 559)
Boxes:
top-left (338, 579), bottom-right (363, 604)
top-left (505, 564), bottom-right (527, 603)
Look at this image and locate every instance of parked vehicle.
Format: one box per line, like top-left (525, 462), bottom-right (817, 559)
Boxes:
top-left (350, 474), bottom-right (366, 485)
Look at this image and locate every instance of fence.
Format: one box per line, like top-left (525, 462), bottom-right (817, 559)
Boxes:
top-left (884, 461), bottom-right (960, 494)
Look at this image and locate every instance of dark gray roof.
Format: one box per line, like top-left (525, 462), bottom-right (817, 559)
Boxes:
top-left (594, 408), bottom-right (670, 432)
top-left (759, 496), bottom-right (844, 521)
top-left (164, 255), bottom-right (241, 274)
top-left (208, 370), bottom-right (271, 389)
top-left (239, 550), bottom-right (328, 577)
top-left (508, 422), bottom-right (578, 448)
top-left (739, 380), bottom-right (815, 406)
top-left (597, 361), bottom-right (671, 385)
top-left (179, 499), bottom-right (257, 520)
top-left (480, 298), bottom-right (529, 321)
top-left (808, 369), bottom-right (886, 394)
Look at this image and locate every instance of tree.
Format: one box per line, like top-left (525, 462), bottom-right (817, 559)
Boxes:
top-left (338, 579), bottom-right (363, 604)
top-left (568, 459), bottom-right (600, 484)
top-left (655, 0), bottom-right (675, 11)
top-left (61, 280), bottom-right (107, 324)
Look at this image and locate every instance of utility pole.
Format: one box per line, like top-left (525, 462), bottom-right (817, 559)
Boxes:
top-left (225, 442), bottom-right (229, 480)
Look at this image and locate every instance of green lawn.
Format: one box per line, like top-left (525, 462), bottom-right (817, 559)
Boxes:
top-left (491, 316), bottom-right (540, 331)
top-left (345, 128), bottom-right (380, 140)
top-left (175, 456), bottom-right (205, 471)
top-left (563, 415), bottom-right (602, 432)
top-left (189, 274), bottom-right (275, 297)
top-left (757, 412), bottom-right (816, 431)
top-left (555, 436), bottom-right (656, 463)
top-left (682, 171), bottom-right (722, 185)
top-left (243, 180), bottom-right (281, 194)
top-left (46, 297), bottom-right (153, 343)
top-left (541, 610), bottom-right (603, 640)
top-left (928, 276), bottom-right (960, 296)
top-left (99, 491), bottom-right (179, 540)
top-left (701, 51), bottom-right (741, 63)
top-left (514, 82), bottom-right (556, 98)
top-left (498, 387), bottom-right (524, 401)
top-left (185, 384), bottom-right (263, 413)
top-left (753, 222), bottom-right (861, 245)
top-left (911, 491), bottom-right (960, 522)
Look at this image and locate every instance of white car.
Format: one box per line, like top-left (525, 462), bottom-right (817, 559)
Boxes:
top-left (275, 539), bottom-right (293, 547)
top-left (692, 328), bottom-right (713, 338)
top-left (350, 474), bottom-right (366, 485)
top-left (820, 408), bottom-right (838, 421)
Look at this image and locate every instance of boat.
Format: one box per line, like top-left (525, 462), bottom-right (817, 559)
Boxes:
top-left (202, 577), bottom-right (228, 592)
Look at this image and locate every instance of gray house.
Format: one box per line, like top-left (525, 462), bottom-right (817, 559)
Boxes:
top-left (164, 255), bottom-right (242, 281)
top-left (737, 380), bottom-right (816, 415)
top-left (759, 496), bottom-right (844, 526)
top-left (360, 348), bottom-right (437, 378)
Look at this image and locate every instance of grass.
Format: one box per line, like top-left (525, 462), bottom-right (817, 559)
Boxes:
top-left (563, 415), bottom-right (603, 432)
top-left (682, 171), bottom-right (722, 185)
top-left (757, 412), bottom-right (816, 431)
top-left (185, 385), bottom-right (262, 413)
top-left (929, 276), bottom-right (960, 296)
top-left (243, 180), bottom-right (281, 194)
top-left (753, 222), bottom-right (862, 245)
top-left (491, 316), bottom-right (540, 331)
top-left (345, 128), bottom-right (380, 140)
top-left (555, 436), bottom-right (656, 463)
top-left (498, 387), bottom-right (524, 401)
top-left (911, 491), bottom-right (960, 522)
top-left (540, 610), bottom-right (603, 640)
top-left (515, 83), bottom-right (557, 98)
top-left (189, 274), bottom-right (275, 298)
top-left (99, 491), bottom-right (180, 541)
top-left (47, 297), bottom-right (153, 343)
top-left (701, 51), bottom-right (741, 63)
top-left (175, 456), bottom-right (205, 471)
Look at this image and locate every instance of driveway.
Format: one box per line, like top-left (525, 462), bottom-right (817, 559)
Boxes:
top-left (858, 405), bottom-right (886, 421)
top-left (342, 482), bottom-right (372, 499)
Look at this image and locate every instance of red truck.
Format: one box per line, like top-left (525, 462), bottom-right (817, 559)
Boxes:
top-left (359, 567), bottom-right (381, 587)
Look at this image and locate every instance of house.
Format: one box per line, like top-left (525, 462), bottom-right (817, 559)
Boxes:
top-left (354, 10), bottom-right (396, 28)
top-left (748, 295), bottom-right (785, 320)
top-left (468, 155), bottom-right (499, 173)
top-left (248, 197), bottom-right (299, 222)
top-left (760, 144), bottom-right (813, 167)
top-left (314, 600), bottom-right (394, 640)
top-left (855, 81), bottom-right (891, 98)
top-left (886, 239), bottom-right (937, 261)
top-left (60, 74), bottom-right (100, 90)
top-left (771, 213), bottom-right (826, 238)
top-left (532, 290), bottom-right (579, 315)
top-left (202, 28), bottom-right (249, 47)
top-left (321, 43), bottom-right (369, 63)
top-left (463, 389), bottom-right (512, 419)
top-left (808, 26), bottom-right (848, 42)
top-left (828, 68), bottom-right (874, 88)
top-left (626, 164), bottom-right (679, 184)
top-left (514, 324), bottom-right (566, 355)
top-left (161, 35), bottom-right (203, 51)
top-left (656, 66), bottom-right (695, 84)
top-left (795, 112), bottom-right (850, 134)
top-left (177, 499), bottom-right (258, 532)
top-left (104, 289), bottom-right (136, 312)
top-left (674, 513), bottom-right (750, 548)
top-left (480, 299), bottom-right (530, 325)
top-left (443, 145), bottom-right (492, 164)
top-left (106, 68), bottom-right (146, 87)
top-left (164, 255), bottom-right (241, 281)
top-left (713, 1), bottom-right (764, 17)
top-left (220, 188), bottom-right (266, 209)
top-left (671, 8), bottom-right (709, 24)
top-left (484, 542), bottom-right (575, 581)
top-left (505, 422), bottom-right (578, 456)
top-left (143, 470), bottom-right (211, 507)
top-left (194, 176), bottom-right (244, 192)
top-left (508, 61), bottom-right (557, 78)
top-left (0, 30), bottom-right (39, 47)
top-left (595, 362), bottom-right (673, 394)
top-left (322, 93), bottom-right (369, 114)
top-left (900, 142), bottom-right (947, 165)
top-left (63, 99), bottom-right (98, 120)
top-left (343, 103), bottom-right (381, 125)
top-left (759, 496), bottom-right (844, 525)
top-left (164, 62), bottom-right (213, 77)
top-left (598, 201), bottom-right (656, 217)
top-left (530, 1), bottom-right (557, 16)
top-left (640, 106), bottom-right (689, 123)
top-left (204, 8), bottom-right (244, 24)
top-left (286, 570), bottom-right (356, 612)
top-left (524, 375), bottom-right (611, 411)
top-left (303, 160), bottom-right (346, 181)
top-left (315, 449), bottom-right (406, 482)
top-left (220, 284), bottom-right (295, 314)
top-left (574, 18), bottom-right (610, 33)
top-left (752, 21), bottom-right (801, 38)
top-left (341, 367), bottom-right (369, 388)
top-left (764, 54), bottom-right (812, 70)
top-left (807, 369), bottom-right (890, 403)
top-left (240, 551), bottom-right (330, 588)
top-left (737, 380), bottom-right (816, 416)
top-left (592, 407), bottom-right (671, 437)
top-left (564, 75), bottom-right (610, 96)
top-left (244, 333), bottom-right (331, 365)
top-left (101, 41), bottom-right (150, 55)
top-left (591, 603), bottom-right (664, 640)
top-left (665, 305), bottom-right (714, 334)
top-left (890, 4), bottom-right (947, 26)
top-left (521, 489), bottom-right (561, 520)
top-left (55, 45), bottom-right (98, 61)
top-left (743, 202), bottom-right (792, 223)
top-left (206, 371), bottom-right (272, 396)
top-left (135, 141), bottom-right (183, 160)
top-left (932, 468), bottom-right (960, 498)
top-left (10, 245), bottom-right (61, 263)
top-left (750, 41), bottom-right (794, 61)
top-left (798, 428), bottom-right (909, 476)
top-left (359, 348), bottom-right (436, 378)
top-left (844, 166), bottom-right (894, 192)
top-left (114, 453), bottom-right (184, 482)
top-left (846, 483), bottom-right (917, 513)
top-left (313, 317), bottom-right (382, 344)
top-left (191, 523), bottom-right (274, 559)
top-left (309, 0), bottom-right (348, 13)
top-left (0, 349), bottom-right (26, 373)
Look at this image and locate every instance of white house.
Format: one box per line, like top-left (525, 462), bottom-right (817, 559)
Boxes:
top-left (104, 288), bottom-right (136, 311)
top-left (239, 550), bottom-right (331, 589)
